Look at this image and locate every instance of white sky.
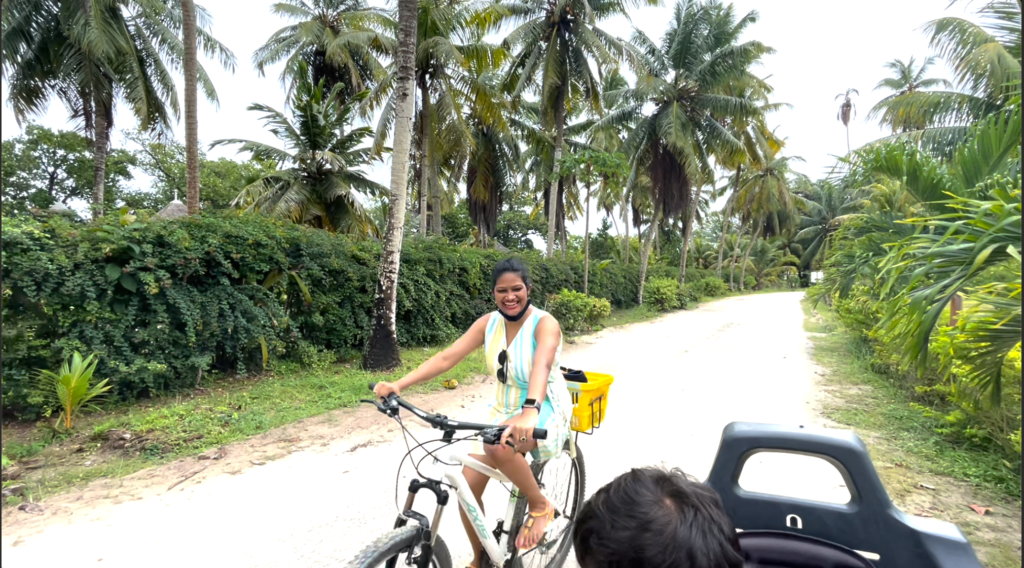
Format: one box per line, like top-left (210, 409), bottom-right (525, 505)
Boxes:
top-left (1, 0), bottom-right (981, 234)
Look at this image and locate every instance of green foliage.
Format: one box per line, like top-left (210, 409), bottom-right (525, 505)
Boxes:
top-left (546, 290), bottom-right (611, 333)
top-left (36, 352), bottom-right (112, 430)
top-left (643, 277), bottom-right (680, 312)
top-left (676, 283), bottom-right (700, 309)
top-left (1, 125), bottom-right (136, 215)
top-left (2, 213), bottom-right (659, 419)
top-left (698, 277), bottom-right (729, 297)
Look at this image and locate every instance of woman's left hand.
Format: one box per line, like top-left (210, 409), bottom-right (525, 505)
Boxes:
top-left (500, 410), bottom-right (540, 449)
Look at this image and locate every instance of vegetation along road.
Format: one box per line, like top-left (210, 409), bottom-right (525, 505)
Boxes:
top-left (2, 293), bottom-right (847, 567)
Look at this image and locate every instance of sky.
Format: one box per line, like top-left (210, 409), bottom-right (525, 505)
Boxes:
top-left (1, 0), bottom-right (982, 233)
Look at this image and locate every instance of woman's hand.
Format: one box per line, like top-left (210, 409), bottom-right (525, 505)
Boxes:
top-left (500, 409), bottom-right (540, 449)
top-left (374, 381), bottom-right (402, 400)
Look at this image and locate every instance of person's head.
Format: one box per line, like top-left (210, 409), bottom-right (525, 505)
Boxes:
top-left (491, 258), bottom-right (532, 318)
top-left (573, 466), bottom-right (743, 568)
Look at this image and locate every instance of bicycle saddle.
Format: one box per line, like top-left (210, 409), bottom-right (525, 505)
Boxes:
top-left (739, 530), bottom-right (874, 568)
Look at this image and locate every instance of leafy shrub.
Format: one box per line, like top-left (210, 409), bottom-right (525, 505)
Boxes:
top-left (676, 284), bottom-right (700, 309)
top-left (2, 214), bottom-right (666, 418)
top-left (643, 278), bottom-right (679, 312)
top-left (744, 275), bottom-right (757, 289)
top-left (698, 277), bottom-right (729, 297)
top-left (547, 290), bottom-right (610, 332)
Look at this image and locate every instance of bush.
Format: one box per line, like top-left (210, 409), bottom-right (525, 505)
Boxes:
top-left (676, 283), bottom-right (700, 309)
top-left (547, 290), bottom-right (610, 332)
top-left (2, 214), bottom-right (664, 418)
top-left (643, 278), bottom-right (680, 312)
top-left (698, 277), bottom-right (729, 297)
top-left (744, 275), bottom-right (757, 289)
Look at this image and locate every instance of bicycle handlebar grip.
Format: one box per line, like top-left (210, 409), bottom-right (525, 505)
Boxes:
top-left (532, 428), bottom-right (548, 440)
top-left (368, 382), bottom-right (378, 391)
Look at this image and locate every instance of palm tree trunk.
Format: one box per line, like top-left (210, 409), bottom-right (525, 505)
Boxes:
top-left (584, 179), bottom-right (591, 296)
top-left (845, 126), bottom-right (850, 155)
top-left (426, 87), bottom-right (441, 235)
top-left (364, 0), bottom-right (417, 371)
top-left (679, 186), bottom-right (700, 284)
top-left (546, 101), bottom-right (565, 258)
top-left (716, 167), bottom-right (740, 278)
top-left (418, 81), bottom-right (430, 234)
top-left (560, 221), bottom-right (567, 260)
top-left (729, 231), bottom-right (742, 290)
top-left (91, 99), bottom-right (110, 219)
top-left (182, 0), bottom-right (200, 215)
top-left (739, 224), bottom-right (761, 291)
top-left (622, 197), bottom-right (630, 265)
top-left (636, 208), bottom-right (661, 306)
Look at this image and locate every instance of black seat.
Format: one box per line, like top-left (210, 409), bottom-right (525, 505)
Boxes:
top-left (705, 422), bottom-right (982, 568)
top-left (739, 530), bottom-right (874, 568)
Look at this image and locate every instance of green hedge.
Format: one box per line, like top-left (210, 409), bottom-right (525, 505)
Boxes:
top-left (2, 213), bottom-right (660, 418)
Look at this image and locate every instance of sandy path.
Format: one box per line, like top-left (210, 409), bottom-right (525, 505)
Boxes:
top-left (1, 291), bottom-right (846, 567)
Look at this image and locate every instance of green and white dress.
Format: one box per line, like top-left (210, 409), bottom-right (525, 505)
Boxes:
top-left (480, 307), bottom-right (571, 462)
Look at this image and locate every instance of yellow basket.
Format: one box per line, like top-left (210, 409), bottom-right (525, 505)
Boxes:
top-left (566, 372), bottom-right (614, 434)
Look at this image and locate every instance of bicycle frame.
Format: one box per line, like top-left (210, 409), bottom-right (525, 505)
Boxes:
top-left (398, 445), bottom-right (567, 568)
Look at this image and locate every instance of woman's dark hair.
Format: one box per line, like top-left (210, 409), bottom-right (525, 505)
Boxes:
top-left (491, 258), bottom-right (532, 289)
top-left (573, 466), bottom-right (744, 568)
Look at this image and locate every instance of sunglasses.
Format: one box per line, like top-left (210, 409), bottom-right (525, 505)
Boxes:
top-left (497, 349), bottom-right (508, 384)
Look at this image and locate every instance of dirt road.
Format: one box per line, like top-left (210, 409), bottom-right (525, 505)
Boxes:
top-left (2, 291), bottom-right (847, 567)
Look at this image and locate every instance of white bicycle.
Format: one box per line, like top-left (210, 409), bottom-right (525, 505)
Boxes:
top-left (348, 383), bottom-right (586, 568)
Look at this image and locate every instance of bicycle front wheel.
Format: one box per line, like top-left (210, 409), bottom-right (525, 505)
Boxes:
top-left (505, 440), bottom-right (586, 568)
top-left (348, 526), bottom-right (453, 568)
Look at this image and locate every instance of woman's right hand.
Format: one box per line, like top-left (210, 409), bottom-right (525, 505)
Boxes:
top-left (374, 381), bottom-right (401, 400)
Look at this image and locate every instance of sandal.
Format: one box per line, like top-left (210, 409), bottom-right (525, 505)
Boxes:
top-left (517, 500), bottom-right (555, 552)
top-left (442, 379), bottom-right (459, 389)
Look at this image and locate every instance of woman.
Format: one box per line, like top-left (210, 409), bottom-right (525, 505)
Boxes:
top-left (374, 258), bottom-right (572, 564)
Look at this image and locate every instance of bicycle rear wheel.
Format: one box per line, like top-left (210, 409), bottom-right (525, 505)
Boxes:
top-left (348, 526), bottom-right (453, 568)
top-left (505, 440), bottom-right (586, 568)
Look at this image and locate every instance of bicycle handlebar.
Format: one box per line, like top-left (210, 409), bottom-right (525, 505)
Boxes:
top-left (365, 382), bottom-right (548, 441)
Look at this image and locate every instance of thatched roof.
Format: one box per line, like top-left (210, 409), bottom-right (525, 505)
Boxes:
top-left (155, 199), bottom-right (188, 220)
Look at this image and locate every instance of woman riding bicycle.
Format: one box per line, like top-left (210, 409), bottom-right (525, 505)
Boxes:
top-left (373, 258), bottom-right (572, 566)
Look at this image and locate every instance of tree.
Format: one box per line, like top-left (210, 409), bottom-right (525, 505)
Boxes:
top-left (2, 0), bottom-right (235, 217)
top-left (486, 0), bottom-right (652, 257)
top-left (123, 130), bottom-right (275, 210)
top-left (835, 88), bottom-right (858, 154)
top-left (729, 140), bottom-right (800, 291)
top-left (868, 56), bottom-right (952, 133)
top-left (363, 0), bottom-right (419, 370)
top-left (864, 1), bottom-right (1020, 156)
top-left (1, 125), bottom-right (135, 215)
top-left (794, 180), bottom-right (860, 269)
top-left (211, 73), bottom-right (386, 234)
top-left (182, 0), bottom-right (200, 214)
top-left (253, 0), bottom-right (393, 103)
top-left (556, 149), bottom-right (628, 294)
top-left (597, 0), bottom-right (772, 288)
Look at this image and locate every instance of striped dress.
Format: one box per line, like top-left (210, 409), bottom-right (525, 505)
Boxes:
top-left (480, 307), bottom-right (572, 462)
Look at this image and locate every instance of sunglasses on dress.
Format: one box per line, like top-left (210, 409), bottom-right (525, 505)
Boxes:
top-left (497, 349), bottom-right (508, 384)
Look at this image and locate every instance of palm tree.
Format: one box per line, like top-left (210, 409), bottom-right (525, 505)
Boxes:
top-left (868, 56), bottom-right (953, 133)
top-left (747, 236), bottom-right (800, 289)
top-left (182, 0), bottom-right (200, 214)
top-left (2, 0), bottom-right (235, 217)
top-left (252, 0), bottom-right (393, 103)
top-left (729, 141), bottom-right (801, 290)
top-left (363, 0), bottom-right (419, 371)
top-left (595, 0), bottom-right (772, 288)
top-left (794, 180), bottom-right (861, 269)
top-left (864, 1), bottom-right (1020, 156)
top-left (211, 73), bottom-right (386, 234)
top-left (835, 88), bottom-right (858, 154)
top-left (486, 0), bottom-right (652, 258)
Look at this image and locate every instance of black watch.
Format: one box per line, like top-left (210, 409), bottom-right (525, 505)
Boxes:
top-left (522, 398), bottom-right (541, 413)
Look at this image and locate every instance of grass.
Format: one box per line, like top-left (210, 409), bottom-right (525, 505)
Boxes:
top-left (1, 347), bottom-right (487, 502)
top-left (801, 298), bottom-right (1020, 500)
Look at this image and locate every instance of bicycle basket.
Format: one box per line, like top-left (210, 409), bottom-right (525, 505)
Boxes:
top-left (562, 369), bottom-right (614, 434)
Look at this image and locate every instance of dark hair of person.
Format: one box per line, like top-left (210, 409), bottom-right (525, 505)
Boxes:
top-left (573, 466), bottom-right (744, 568)
top-left (491, 258), bottom-right (532, 289)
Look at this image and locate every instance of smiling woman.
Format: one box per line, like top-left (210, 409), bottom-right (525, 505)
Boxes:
top-left (372, 257), bottom-right (573, 566)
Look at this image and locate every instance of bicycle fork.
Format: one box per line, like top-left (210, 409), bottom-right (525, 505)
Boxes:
top-left (393, 476), bottom-right (448, 568)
